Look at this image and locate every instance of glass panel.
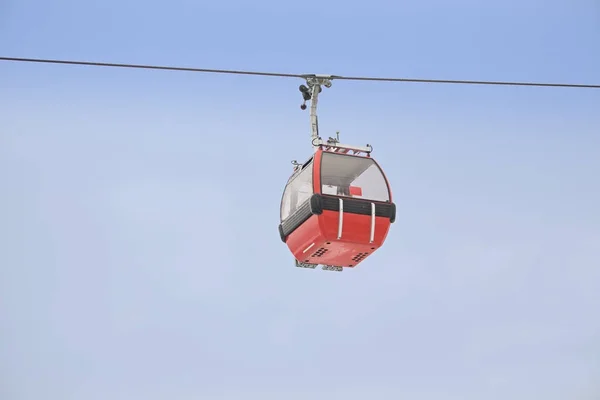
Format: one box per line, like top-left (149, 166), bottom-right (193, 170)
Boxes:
top-left (280, 161), bottom-right (314, 221)
top-left (320, 153), bottom-right (390, 202)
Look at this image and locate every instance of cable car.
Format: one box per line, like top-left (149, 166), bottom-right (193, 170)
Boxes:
top-left (279, 76), bottom-right (396, 272)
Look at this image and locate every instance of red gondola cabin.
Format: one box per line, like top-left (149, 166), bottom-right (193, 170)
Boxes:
top-left (279, 148), bottom-right (396, 271)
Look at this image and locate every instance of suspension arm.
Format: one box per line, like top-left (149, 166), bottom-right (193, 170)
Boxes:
top-left (298, 75), bottom-right (372, 154)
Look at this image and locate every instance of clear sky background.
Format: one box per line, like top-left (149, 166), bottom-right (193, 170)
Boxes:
top-left (1, 0), bottom-right (599, 399)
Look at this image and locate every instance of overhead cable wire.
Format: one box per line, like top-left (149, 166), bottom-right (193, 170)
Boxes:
top-left (2, 56), bottom-right (600, 89)
top-left (0, 57), bottom-right (305, 78)
top-left (331, 75), bottom-right (600, 88)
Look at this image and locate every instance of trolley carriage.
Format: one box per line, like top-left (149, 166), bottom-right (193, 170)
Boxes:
top-left (279, 76), bottom-right (396, 272)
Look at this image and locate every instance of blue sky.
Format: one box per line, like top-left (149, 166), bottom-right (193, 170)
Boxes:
top-left (1, 0), bottom-right (599, 399)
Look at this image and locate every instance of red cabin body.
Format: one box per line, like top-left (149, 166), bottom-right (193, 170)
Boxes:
top-left (279, 149), bottom-right (396, 270)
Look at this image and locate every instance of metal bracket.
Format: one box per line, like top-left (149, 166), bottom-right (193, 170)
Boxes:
top-left (295, 260), bottom-right (318, 269)
top-left (312, 138), bottom-right (373, 155)
top-left (294, 259), bottom-right (343, 272)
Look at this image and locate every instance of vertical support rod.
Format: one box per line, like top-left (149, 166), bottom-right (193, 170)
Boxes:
top-left (302, 76), bottom-right (331, 151)
top-left (310, 84), bottom-right (320, 152)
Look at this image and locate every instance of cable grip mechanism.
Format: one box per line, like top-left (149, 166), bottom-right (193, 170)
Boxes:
top-left (299, 75), bottom-right (332, 110)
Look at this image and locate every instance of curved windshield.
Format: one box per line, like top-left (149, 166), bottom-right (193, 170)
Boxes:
top-left (280, 161), bottom-right (314, 221)
top-left (320, 153), bottom-right (390, 202)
